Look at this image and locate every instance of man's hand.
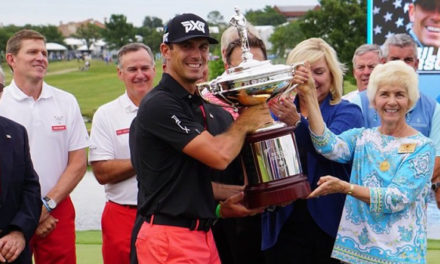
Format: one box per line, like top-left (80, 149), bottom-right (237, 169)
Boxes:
top-left (212, 182), bottom-right (244, 201)
top-left (220, 192), bottom-right (265, 218)
top-left (39, 205), bottom-right (50, 223)
top-left (0, 231), bottom-right (26, 263)
top-left (237, 104), bottom-right (273, 132)
top-left (35, 215), bottom-right (58, 238)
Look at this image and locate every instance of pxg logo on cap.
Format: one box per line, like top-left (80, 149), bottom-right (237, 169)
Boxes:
top-left (163, 13), bottom-right (218, 44)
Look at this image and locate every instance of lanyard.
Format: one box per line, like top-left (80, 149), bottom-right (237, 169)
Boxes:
top-left (199, 104), bottom-right (207, 129)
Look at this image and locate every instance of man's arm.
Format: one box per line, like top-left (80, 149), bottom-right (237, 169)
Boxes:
top-left (35, 148), bottom-right (86, 236)
top-left (91, 159), bottom-right (135, 185)
top-left (211, 182), bottom-right (244, 201)
top-left (45, 148), bottom-right (87, 206)
top-left (183, 104), bottom-right (272, 170)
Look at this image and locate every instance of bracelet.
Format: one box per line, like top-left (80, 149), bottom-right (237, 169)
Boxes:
top-left (41, 198), bottom-right (52, 212)
top-left (293, 114), bottom-right (302, 128)
top-left (215, 203), bottom-right (222, 218)
top-left (347, 184), bottom-right (354, 195)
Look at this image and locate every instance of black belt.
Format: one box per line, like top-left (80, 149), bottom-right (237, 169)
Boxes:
top-left (145, 214), bottom-right (213, 232)
top-left (108, 200), bottom-right (137, 209)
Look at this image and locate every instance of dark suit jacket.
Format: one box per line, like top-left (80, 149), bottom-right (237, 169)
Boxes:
top-left (0, 116), bottom-right (41, 263)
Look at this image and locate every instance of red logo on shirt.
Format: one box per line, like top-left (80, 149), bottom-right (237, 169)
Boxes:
top-left (52, 125), bottom-right (66, 131)
top-left (116, 128), bottom-right (130, 135)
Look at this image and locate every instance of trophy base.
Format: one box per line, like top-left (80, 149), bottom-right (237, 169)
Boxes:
top-left (244, 174), bottom-right (310, 209)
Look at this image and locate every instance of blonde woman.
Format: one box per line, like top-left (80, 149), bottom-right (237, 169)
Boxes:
top-left (263, 38), bottom-right (364, 263)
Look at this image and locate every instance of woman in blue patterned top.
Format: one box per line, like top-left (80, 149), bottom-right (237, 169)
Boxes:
top-left (295, 60), bottom-right (435, 264)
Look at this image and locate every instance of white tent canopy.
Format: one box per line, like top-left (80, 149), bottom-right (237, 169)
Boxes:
top-left (46, 42), bottom-right (67, 51)
top-left (64, 37), bottom-right (85, 46)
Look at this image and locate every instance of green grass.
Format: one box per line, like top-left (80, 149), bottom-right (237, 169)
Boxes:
top-left (76, 230), bottom-right (440, 263)
top-left (76, 230), bottom-right (103, 264)
top-left (45, 60), bottom-right (125, 119)
top-left (2, 60), bottom-right (164, 121)
top-left (343, 80), bottom-right (357, 95)
top-left (428, 239), bottom-right (440, 264)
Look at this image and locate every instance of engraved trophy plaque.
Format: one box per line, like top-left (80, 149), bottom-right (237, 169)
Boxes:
top-left (197, 7), bottom-right (310, 208)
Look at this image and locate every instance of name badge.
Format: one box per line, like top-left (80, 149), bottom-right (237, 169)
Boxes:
top-left (398, 143), bottom-right (416, 154)
top-left (116, 128), bottom-right (130, 135)
top-left (52, 125), bottom-right (66, 131)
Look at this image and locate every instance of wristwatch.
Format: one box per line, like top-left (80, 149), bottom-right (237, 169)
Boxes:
top-left (432, 182), bottom-right (440, 192)
top-left (42, 196), bottom-right (57, 212)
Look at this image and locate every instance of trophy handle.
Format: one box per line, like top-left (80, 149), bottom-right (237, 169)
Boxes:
top-left (267, 62), bottom-right (305, 102)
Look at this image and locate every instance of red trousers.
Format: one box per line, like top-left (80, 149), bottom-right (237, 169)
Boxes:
top-left (101, 201), bottom-right (136, 264)
top-left (30, 196), bottom-right (76, 264)
top-left (136, 220), bottom-right (220, 264)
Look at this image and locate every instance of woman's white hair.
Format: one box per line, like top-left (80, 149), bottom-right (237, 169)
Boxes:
top-left (367, 60), bottom-right (419, 110)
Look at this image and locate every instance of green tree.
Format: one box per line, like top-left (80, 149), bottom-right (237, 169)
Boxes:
top-left (0, 25), bottom-right (21, 55)
top-left (245, 6), bottom-right (286, 26)
top-left (0, 25), bottom-right (64, 56)
top-left (137, 16), bottom-right (163, 54)
top-left (207, 27), bottom-right (224, 80)
top-left (270, 21), bottom-right (305, 60)
top-left (142, 16), bottom-right (163, 28)
top-left (207, 10), bottom-right (226, 27)
top-left (137, 27), bottom-right (162, 55)
top-left (102, 14), bottom-right (136, 49)
top-left (74, 23), bottom-right (103, 50)
top-left (299, 0), bottom-right (367, 75)
top-left (26, 25), bottom-right (65, 44)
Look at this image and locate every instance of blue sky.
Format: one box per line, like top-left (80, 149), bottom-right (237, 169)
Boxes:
top-left (1, 0), bottom-right (319, 27)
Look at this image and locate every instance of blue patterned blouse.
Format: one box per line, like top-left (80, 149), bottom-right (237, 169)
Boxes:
top-left (311, 126), bottom-right (435, 264)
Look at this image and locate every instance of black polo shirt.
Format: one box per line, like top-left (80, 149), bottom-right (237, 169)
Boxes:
top-left (130, 73), bottom-right (235, 220)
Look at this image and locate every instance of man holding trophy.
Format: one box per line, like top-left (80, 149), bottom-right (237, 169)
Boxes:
top-left (130, 13), bottom-right (272, 263)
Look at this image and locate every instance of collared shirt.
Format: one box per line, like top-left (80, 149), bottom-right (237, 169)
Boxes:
top-left (131, 73), bottom-right (233, 220)
top-left (89, 92), bottom-right (138, 205)
top-left (0, 80), bottom-right (89, 196)
top-left (408, 27), bottom-right (424, 48)
top-left (342, 89), bottom-right (359, 101)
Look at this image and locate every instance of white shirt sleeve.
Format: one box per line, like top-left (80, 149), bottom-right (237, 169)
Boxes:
top-left (348, 92), bottom-right (363, 112)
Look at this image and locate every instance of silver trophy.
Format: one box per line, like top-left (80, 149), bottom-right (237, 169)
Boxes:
top-left (197, 7), bottom-right (310, 208)
top-left (197, 8), bottom-right (302, 110)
